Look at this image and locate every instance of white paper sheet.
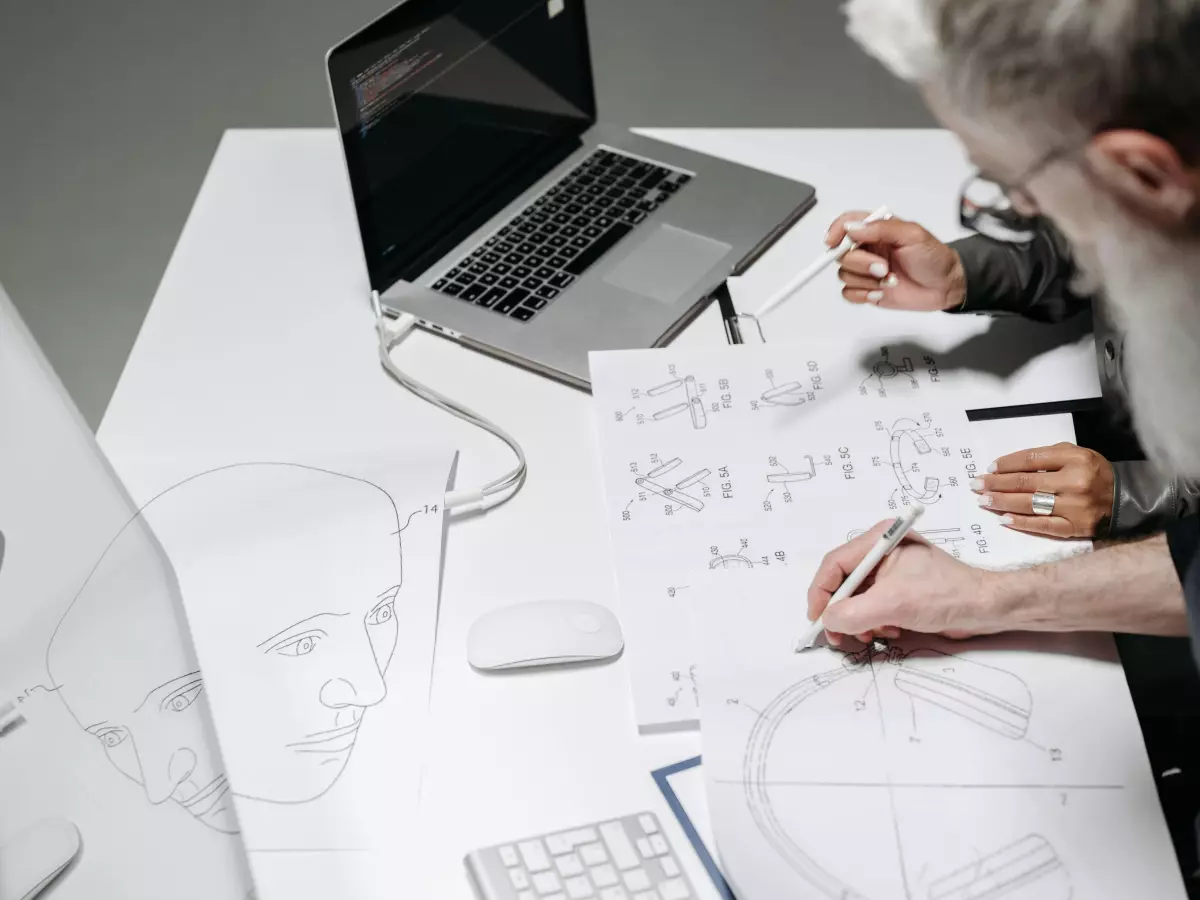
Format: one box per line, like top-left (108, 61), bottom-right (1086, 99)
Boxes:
top-left (126, 450), bottom-right (455, 900)
top-left (0, 289), bottom-right (254, 899)
top-left (590, 343), bottom-right (1089, 730)
top-left (692, 567), bottom-right (1186, 900)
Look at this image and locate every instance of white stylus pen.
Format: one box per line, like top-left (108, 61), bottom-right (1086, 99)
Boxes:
top-left (796, 501), bottom-right (925, 652)
top-left (753, 205), bottom-right (892, 319)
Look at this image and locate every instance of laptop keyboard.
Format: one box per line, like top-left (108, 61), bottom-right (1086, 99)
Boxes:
top-left (431, 147), bottom-right (692, 323)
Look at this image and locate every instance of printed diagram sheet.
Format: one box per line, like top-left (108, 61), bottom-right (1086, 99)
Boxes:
top-left (590, 344), bottom-right (1088, 730)
top-left (693, 569), bottom-right (1187, 900)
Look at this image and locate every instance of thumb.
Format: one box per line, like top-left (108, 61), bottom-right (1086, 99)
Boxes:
top-left (821, 585), bottom-right (902, 636)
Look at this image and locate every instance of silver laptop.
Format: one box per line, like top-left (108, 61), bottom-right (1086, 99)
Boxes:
top-left (326, 0), bottom-right (816, 389)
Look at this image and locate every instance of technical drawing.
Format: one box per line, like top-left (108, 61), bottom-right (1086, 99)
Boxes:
top-left (710, 553), bottom-right (755, 570)
top-left (676, 468), bottom-right (712, 489)
top-left (647, 457), bottom-right (683, 479)
top-left (927, 834), bottom-right (1070, 900)
top-left (920, 528), bottom-right (965, 547)
top-left (761, 382), bottom-right (807, 406)
top-left (637, 476), bottom-right (704, 511)
top-left (739, 644), bottom-right (1047, 899)
top-left (863, 354), bottom-right (918, 390)
top-left (644, 375), bottom-right (707, 428)
top-left (45, 462), bottom-right (412, 832)
top-left (890, 418), bottom-right (942, 502)
top-left (767, 455), bottom-right (816, 484)
top-left (666, 665), bottom-right (700, 709)
top-left (647, 378), bottom-right (683, 397)
top-left (653, 403), bottom-right (688, 421)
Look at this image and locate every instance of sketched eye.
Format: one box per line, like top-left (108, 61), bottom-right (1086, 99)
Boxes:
top-left (275, 633), bottom-right (321, 657)
top-left (161, 681), bottom-right (204, 713)
top-left (97, 727), bottom-right (129, 749)
top-left (367, 601), bottom-right (395, 627)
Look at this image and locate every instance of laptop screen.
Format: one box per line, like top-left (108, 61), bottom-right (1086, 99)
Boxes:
top-left (328, 0), bottom-right (597, 292)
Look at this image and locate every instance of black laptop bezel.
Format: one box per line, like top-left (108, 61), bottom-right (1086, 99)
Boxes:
top-left (327, 0), bottom-right (600, 295)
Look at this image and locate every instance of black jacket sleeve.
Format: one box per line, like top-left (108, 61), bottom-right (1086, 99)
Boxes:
top-left (947, 225), bottom-right (1092, 323)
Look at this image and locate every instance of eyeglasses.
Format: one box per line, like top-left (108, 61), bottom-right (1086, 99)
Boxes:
top-left (958, 143), bottom-right (1077, 243)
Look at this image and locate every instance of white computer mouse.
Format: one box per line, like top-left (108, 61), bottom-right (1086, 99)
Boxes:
top-left (467, 600), bottom-right (623, 670)
top-left (0, 818), bottom-right (81, 900)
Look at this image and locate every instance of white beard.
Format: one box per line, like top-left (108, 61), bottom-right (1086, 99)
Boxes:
top-left (1085, 215), bottom-right (1200, 478)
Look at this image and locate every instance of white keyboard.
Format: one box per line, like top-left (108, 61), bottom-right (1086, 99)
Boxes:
top-left (465, 811), bottom-right (694, 900)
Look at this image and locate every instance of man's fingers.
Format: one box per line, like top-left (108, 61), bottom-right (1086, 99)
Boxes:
top-left (839, 248), bottom-right (890, 278)
top-left (825, 210), bottom-right (875, 247)
top-left (989, 443), bottom-right (1078, 475)
top-left (979, 491), bottom-right (1082, 519)
top-left (999, 514), bottom-right (1077, 539)
top-left (822, 583), bottom-right (902, 637)
top-left (806, 522), bottom-right (892, 620)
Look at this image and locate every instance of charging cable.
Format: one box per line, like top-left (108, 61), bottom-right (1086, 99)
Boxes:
top-left (372, 292), bottom-right (527, 513)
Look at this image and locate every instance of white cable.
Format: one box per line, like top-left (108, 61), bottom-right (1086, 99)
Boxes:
top-left (373, 304), bottom-right (527, 513)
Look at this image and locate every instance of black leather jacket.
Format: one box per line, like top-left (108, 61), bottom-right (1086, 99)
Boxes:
top-left (948, 227), bottom-right (1200, 537)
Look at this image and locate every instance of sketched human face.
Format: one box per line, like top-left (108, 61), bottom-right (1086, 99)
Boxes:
top-left (47, 518), bottom-right (237, 833)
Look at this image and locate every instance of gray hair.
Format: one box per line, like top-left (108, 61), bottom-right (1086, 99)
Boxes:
top-left (846, 0), bottom-right (1200, 158)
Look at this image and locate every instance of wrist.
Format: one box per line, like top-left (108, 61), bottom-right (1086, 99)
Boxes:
top-left (941, 257), bottom-right (968, 311)
top-left (980, 568), bottom-right (1057, 632)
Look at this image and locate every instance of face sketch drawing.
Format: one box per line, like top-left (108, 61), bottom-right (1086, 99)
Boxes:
top-left (46, 463), bottom-right (404, 828)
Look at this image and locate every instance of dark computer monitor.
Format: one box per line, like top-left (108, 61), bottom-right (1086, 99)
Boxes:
top-left (328, 0), bottom-right (598, 292)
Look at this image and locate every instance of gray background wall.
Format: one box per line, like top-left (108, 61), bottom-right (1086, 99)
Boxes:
top-left (0, 0), bottom-right (932, 428)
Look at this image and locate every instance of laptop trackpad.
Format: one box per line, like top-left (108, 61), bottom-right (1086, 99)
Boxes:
top-left (603, 224), bottom-right (732, 305)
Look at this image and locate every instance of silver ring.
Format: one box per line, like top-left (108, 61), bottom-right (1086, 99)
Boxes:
top-left (1031, 491), bottom-right (1056, 516)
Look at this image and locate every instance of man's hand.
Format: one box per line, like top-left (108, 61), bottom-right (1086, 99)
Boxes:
top-left (825, 211), bottom-right (967, 311)
top-left (806, 521), bottom-right (1002, 646)
top-left (972, 443), bottom-right (1115, 538)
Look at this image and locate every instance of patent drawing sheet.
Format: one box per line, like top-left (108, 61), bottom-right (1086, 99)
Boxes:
top-left (692, 567), bottom-right (1187, 900)
top-left (0, 287), bottom-right (254, 900)
top-left (590, 344), bottom-right (1089, 730)
top-left (124, 449), bottom-right (455, 900)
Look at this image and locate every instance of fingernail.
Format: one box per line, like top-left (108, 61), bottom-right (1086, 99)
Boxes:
top-left (969, 478), bottom-right (985, 491)
top-left (823, 228), bottom-right (834, 245)
top-left (845, 220), bottom-right (864, 232)
top-left (883, 274), bottom-right (899, 288)
top-left (987, 460), bottom-right (998, 473)
top-left (999, 515), bottom-right (1014, 526)
top-left (867, 290), bottom-right (884, 302)
top-left (869, 262), bottom-right (889, 278)
top-left (976, 494), bottom-right (992, 508)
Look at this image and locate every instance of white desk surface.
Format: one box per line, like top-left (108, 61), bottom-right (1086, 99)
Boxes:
top-left (97, 127), bottom-right (1100, 898)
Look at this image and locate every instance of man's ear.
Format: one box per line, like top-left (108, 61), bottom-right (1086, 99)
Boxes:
top-left (1087, 130), bottom-right (1198, 228)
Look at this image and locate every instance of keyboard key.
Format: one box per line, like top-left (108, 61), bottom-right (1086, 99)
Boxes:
top-left (630, 163), bottom-right (651, 178)
top-left (596, 216), bottom-right (615, 228)
top-left (496, 241), bottom-right (515, 253)
top-left (462, 284), bottom-right (485, 302)
top-left (547, 256), bottom-right (568, 270)
top-left (584, 225), bottom-right (603, 238)
top-left (532, 871), bottom-right (562, 893)
top-left (443, 283), bottom-right (463, 297)
top-left (636, 838), bottom-right (654, 859)
top-left (622, 211), bottom-right (646, 225)
top-left (500, 845), bottom-right (520, 867)
top-left (534, 245), bottom-right (554, 258)
top-left (447, 267), bottom-right (463, 278)
top-left (623, 869), bottom-right (651, 891)
top-left (567, 828), bottom-right (598, 846)
top-left (640, 168), bottom-right (668, 190)
top-left (573, 214), bottom-right (592, 226)
top-left (556, 854), bottom-right (584, 877)
top-left (615, 197), bottom-right (635, 209)
top-left (535, 286), bottom-right (560, 300)
top-left (500, 276), bottom-right (519, 289)
top-left (561, 224), bottom-right (580, 237)
top-left (571, 236), bottom-right (590, 248)
top-left (549, 272), bottom-right (575, 289)
top-left (673, 173), bottom-right (691, 186)
top-left (509, 306), bottom-right (536, 321)
top-left (598, 175), bottom-right (616, 186)
top-left (522, 278), bottom-right (543, 291)
top-left (548, 235), bottom-right (568, 248)
top-left (482, 251), bottom-right (501, 264)
top-left (605, 187), bottom-right (623, 199)
top-left (658, 880), bottom-right (688, 900)
top-left (590, 864), bottom-right (619, 888)
top-left (516, 222), bottom-right (536, 234)
top-left (660, 857), bottom-right (680, 877)
top-left (484, 235), bottom-right (500, 246)
top-left (585, 184), bottom-right (604, 196)
top-left (517, 242), bottom-right (537, 255)
top-left (565, 876), bottom-right (593, 899)
top-left (564, 222), bottom-right (634, 276)
top-left (599, 889), bottom-right (628, 900)
top-left (513, 265), bottom-right (533, 278)
top-left (552, 213), bottom-right (572, 224)
top-left (579, 843), bottom-right (608, 866)
top-left (492, 262), bottom-right (511, 274)
top-left (480, 273), bottom-right (499, 286)
top-left (601, 822), bottom-right (640, 871)
top-left (649, 835), bottom-right (669, 857)
top-left (519, 840), bottom-right (552, 873)
top-left (494, 291), bottom-right (524, 314)
top-left (528, 232), bottom-right (548, 244)
top-left (498, 225), bottom-right (515, 236)
top-left (535, 266), bottom-right (555, 280)
top-left (511, 868), bottom-right (531, 890)
top-left (469, 263), bottom-right (488, 275)
top-left (522, 296), bottom-right (547, 310)
top-left (478, 287), bottom-right (506, 308)
top-left (660, 180), bottom-right (680, 194)
top-left (595, 197), bottom-right (613, 208)
top-left (564, 203), bottom-right (583, 215)
top-left (530, 211), bottom-right (549, 224)
top-left (559, 247), bottom-right (579, 259)
top-left (504, 252), bottom-right (524, 265)
top-left (455, 272), bottom-right (476, 285)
